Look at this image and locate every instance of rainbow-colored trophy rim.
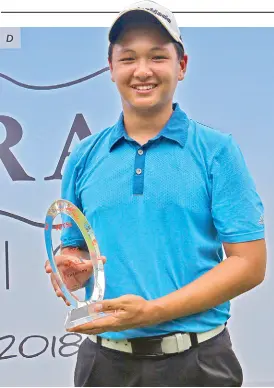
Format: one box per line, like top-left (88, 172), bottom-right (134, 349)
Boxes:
top-left (44, 199), bottom-right (105, 309)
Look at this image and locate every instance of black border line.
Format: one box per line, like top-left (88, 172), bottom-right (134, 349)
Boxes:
top-left (1, 11), bottom-right (274, 14)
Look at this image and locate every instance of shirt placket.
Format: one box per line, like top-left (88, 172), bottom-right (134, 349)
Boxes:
top-left (133, 146), bottom-right (147, 195)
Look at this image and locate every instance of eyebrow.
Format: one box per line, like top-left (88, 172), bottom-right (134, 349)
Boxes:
top-left (119, 46), bottom-right (169, 54)
top-left (120, 48), bottom-right (136, 54)
top-left (150, 46), bottom-right (169, 52)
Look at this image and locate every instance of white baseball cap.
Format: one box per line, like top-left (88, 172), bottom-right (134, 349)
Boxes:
top-left (109, 0), bottom-right (184, 49)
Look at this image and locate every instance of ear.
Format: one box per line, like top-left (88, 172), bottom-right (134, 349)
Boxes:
top-left (178, 54), bottom-right (188, 81)
top-left (108, 58), bottom-right (115, 83)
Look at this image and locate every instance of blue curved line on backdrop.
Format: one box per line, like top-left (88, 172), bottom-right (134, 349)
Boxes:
top-left (0, 66), bottom-right (109, 90)
top-left (0, 210), bottom-right (45, 228)
top-left (0, 210), bottom-right (61, 254)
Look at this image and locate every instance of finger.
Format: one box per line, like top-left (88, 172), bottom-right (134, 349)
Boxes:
top-left (44, 260), bottom-right (52, 273)
top-left (99, 256), bottom-right (107, 264)
top-left (68, 327), bottom-right (105, 335)
top-left (54, 255), bottom-right (81, 267)
top-left (93, 298), bottom-right (123, 313)
top-left (67, 315), bottom-right (117, 334)
top-left (63, 256), bottom-right (91, 269)
top-left (50, 273), bottom-right (62, 295)
top-left (50, 273), bottom-right (70, 305)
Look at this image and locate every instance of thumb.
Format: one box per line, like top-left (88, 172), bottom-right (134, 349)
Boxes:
top-left (98, 255), bottom-right (107, 264)
top-left (93, 298), bottom-right (122, 313)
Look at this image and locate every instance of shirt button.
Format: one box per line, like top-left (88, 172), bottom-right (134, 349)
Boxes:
top-left (138, 149), bottom-right (144, 155)
top-left (136, 168), bottom-right (142, 175)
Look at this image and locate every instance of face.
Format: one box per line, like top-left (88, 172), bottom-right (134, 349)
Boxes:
top-left (109, 23), bottom-right (187, 114)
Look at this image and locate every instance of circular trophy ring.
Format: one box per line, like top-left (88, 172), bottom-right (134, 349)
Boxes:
top-left (44, 199), bottom-right (105, 309)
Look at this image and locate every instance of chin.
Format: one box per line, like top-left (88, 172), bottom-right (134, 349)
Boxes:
top-left (130, 99), bottom-right (162, 111)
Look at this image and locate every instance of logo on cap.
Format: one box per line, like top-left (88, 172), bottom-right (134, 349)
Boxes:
top-left (138, 7), bottom-right (172, 23)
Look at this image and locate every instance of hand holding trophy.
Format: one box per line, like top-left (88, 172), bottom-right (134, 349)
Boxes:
top-left (44, 199), bottom-right (107, 329)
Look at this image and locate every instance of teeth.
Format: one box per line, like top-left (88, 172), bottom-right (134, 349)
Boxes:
top-left (134, 85), bottom-right (156, 90)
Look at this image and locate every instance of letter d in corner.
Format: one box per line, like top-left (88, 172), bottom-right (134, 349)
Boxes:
top-left (6, 34), bottom-right (13, 43)
top-left (0, 28), bottom-right (21, 48)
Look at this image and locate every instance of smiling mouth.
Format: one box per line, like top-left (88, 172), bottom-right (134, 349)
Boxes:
top-left (131, 84), bottom-right (157, 91)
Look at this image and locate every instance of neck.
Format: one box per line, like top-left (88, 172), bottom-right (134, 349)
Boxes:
top-left (122, 103), bottom-right (174, 145)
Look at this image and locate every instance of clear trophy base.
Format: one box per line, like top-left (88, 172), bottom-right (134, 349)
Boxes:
top-left (64, 303), bottom-right (106, 330)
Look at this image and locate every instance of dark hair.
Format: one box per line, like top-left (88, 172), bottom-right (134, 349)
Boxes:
top-left (108, 41), bottom-right (184, 63)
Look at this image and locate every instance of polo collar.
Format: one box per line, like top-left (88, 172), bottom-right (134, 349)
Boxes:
top-left (109, 103), bottom-right (189, 151)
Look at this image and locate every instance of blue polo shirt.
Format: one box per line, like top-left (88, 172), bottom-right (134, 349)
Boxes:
top-left (61, 103), bottom-right (264, 340)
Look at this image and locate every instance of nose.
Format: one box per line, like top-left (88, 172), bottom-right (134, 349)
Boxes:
top-left (133, 59), bottom-right (153, 80)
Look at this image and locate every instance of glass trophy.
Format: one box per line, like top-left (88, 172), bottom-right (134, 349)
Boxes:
top-left (44, 199), bottom-right (106, 329)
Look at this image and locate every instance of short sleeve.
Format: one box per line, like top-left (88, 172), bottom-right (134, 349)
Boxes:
top-left (211, 134), bottom-right (265, 243)
top-left (60, 143), bottom-right (87, 249)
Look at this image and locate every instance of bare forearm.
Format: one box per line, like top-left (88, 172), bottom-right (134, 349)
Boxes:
top-left (148, 254), bottom-right (266, 325)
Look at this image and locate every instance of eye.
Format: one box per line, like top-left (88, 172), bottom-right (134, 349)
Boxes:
top-left (152, 56), bottom-right (167, 61)
top-left (120, 57), bottom-right (135, 62)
